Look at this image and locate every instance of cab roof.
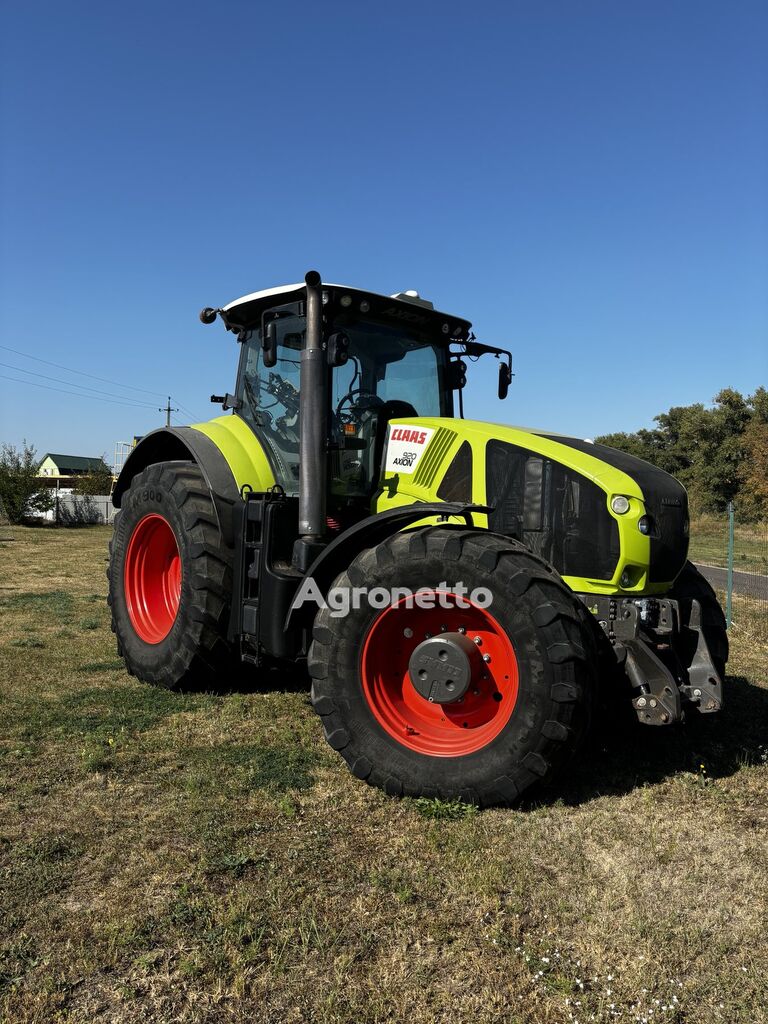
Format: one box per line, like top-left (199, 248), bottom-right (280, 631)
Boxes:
top-left (221, 282), bottom-right (472, 338)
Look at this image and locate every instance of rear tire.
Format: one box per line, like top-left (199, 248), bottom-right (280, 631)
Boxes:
top-left (308, 528), bottom-right (597, 806)
top-left (108, 461), bottom-right (234, 690)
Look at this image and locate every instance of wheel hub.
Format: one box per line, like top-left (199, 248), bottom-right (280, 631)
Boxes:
top-left (408, 632), bottom-right (482, 704)
top-left (124, 513), bottom-right (181, 645)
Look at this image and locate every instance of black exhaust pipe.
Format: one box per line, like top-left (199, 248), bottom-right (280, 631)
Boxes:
top-left (292, 270), bottom-right (328, 571)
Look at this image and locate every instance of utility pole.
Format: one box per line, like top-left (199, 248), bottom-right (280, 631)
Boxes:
top-left (159, 396), bottom-right (178, 427)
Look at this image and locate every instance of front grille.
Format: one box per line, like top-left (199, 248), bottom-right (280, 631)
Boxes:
top-left (645, 488), bottom-right (689, 583)
top-left (485, 440), bottom-right (620, 581)
top-left (539, 435), bottom-right (689, 584)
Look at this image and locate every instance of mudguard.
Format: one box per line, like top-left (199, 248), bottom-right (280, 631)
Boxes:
top-left (111, 427), bottom-right (242, 543)
top-left (284, 501), bottom-right (491, 634)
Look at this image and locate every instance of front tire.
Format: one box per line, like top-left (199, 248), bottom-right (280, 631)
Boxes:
top-left (308, 528), bottom-right (597, 806)
top-left (108, 461), bottom-right (234, 690)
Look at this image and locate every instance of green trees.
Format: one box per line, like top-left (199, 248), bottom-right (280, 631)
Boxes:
top-left (596, 388), bottom-right (768, 518)
top-left (73, 463), bottom-right (113, 496)
top-left (738, 388), bottom-right (768, 520)
top-left (0, 442), bottom-right (54, 524)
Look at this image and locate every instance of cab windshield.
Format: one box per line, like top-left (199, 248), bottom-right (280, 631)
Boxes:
top-left (236, 307), bottom-right (451, 496)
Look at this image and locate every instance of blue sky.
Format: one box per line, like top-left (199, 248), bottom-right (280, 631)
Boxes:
top-left (1, 0), bottom-right (766, 466)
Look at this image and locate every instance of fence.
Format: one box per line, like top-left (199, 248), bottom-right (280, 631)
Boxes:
top-left (40, 494), bottom-right (117, 526)
top-left (688, 503), bottom-right (768, 643)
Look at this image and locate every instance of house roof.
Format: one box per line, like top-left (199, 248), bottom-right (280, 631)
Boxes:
top-left (39, 454), bottom-right (111, 474)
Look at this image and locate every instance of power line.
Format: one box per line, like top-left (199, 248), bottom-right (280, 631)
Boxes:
top-left (173, 398), bottom-right (205, 422)
top-left (0, 361), bottom-right (158, 409)
top-left (0, 373), bottom-right (163, 410)
top-left (0, 343), bottom-right (166, 398)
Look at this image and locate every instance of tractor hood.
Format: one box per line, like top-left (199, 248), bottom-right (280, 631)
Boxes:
top-left (376, 417), bottom-right (689, 596)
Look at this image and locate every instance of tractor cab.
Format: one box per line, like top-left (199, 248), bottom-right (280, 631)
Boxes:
top-left (211, 282), bottom-right (511, 522)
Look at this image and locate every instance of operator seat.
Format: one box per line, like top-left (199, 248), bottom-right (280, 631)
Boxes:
top-left (372, 399), bottom-right (419, 474)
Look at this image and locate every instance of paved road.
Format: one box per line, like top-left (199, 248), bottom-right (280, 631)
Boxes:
top-left (694, 562), bottom-right (768, 601)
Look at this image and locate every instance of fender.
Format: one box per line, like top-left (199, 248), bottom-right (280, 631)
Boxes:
top-left (112, 427), bottom-right (241, 544)
top-left (284, 501), bottom-right (491, 635)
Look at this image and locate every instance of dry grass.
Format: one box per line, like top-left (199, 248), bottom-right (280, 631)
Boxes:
top-left (688, 516), bottom-right (768, 574)
top-left (1, 526), bottom-right (767, 1024)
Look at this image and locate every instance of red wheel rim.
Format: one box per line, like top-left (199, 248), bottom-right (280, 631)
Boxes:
top-left (361, 593), bottom-right (519, 757)
top-left (124, 513), bottom-right (182, 644)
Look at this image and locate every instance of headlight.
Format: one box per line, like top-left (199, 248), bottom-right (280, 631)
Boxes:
top-left (611, 495), bottom-right (630, 515)
top-left (638, 515), bottom-right (653, 535)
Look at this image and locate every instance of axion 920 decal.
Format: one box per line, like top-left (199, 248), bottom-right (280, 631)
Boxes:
top-left (384, 425), bottom-right (435, 474)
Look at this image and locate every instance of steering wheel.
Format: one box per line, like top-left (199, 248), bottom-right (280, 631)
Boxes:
top-left (336, 388), bottom-right (384, 424)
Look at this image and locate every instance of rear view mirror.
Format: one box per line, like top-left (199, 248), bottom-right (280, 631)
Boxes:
top-left (498, 362), bottom-right (511, 400)
top-left (262, 316), bottom-right (278, 368)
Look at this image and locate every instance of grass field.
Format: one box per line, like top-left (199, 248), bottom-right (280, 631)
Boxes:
top-left (688, 516), bottom-right (768, 574)
top-left (1, 526), bottom-right (767, 1024)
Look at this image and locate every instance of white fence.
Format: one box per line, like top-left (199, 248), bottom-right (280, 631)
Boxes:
top-left (39, 494), bottom-right (116, 525)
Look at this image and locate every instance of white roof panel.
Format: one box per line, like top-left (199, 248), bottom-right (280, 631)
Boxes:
top-left (222, 282), bottom-right (466, 323)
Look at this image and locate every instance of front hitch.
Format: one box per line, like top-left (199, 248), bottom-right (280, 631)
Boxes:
top-left (577, 594), bottom-right (724, 725)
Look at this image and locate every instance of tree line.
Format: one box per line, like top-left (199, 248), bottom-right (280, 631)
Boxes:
top-left (595, 387), bottom-right (767, 519)
top-left (2, 388), bottom-right (766, 525)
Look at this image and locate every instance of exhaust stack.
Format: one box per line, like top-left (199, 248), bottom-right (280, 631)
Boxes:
top-left (292, 270), bottom-right (328, 571)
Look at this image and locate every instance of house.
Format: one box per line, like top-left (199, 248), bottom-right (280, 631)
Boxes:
top-left (37, 454), bottom-right (112, 487)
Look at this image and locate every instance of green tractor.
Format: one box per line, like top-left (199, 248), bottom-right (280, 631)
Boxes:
top-left (108, 271), bottom-right (727, 805)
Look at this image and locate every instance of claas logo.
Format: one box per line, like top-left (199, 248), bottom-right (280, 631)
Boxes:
top-left (390, 427), bottom-right (429, 445)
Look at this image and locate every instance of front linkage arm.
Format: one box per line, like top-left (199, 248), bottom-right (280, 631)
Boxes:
top-left (578, 594), bottom-right (724, 725)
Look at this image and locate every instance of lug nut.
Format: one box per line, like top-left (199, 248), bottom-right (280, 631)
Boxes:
top-left (483, 653), bottom-right (491, 663)
top-left (693, 688), bottom-right (702, 698)
top-left (637, 697), bottom-right (647, 707)
top-left (403, 628), bottom-right (413, 638)
top-left (440, 624), bottom-right (447, 632)
top-left (473, 636), bottom-right (482, 645)
top-left (649, 698), bottom-right (657, 708)
top-left (458, 626), bottom-right (466, 634)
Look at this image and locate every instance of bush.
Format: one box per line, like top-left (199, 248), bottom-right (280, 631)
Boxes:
top-left (0, 442), bottom-right (54, 524)
top-left (57, 495), bottom-right (104, 526)
top-left (73, 467), bottom-right (113, 496)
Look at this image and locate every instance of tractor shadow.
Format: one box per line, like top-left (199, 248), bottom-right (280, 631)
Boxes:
top-left (208, 659), bottom-right (311, 696)
top-left (211, 666), bottom-right (768, 805)
top-left (550, 673), bottom-right (768, 807)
